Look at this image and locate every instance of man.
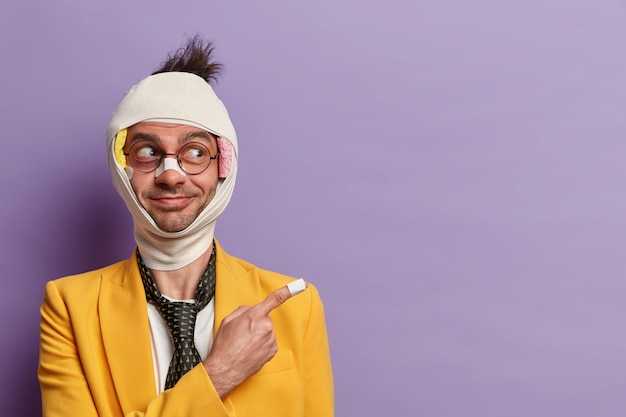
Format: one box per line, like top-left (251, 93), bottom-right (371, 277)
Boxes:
top-left (38, 36), bottom-right (334, 416)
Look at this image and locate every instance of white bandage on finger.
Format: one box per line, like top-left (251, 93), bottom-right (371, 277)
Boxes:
top-left (287, 278), bottom-right (307, 296)
top-left (155, 157), bottom-right (187, 177)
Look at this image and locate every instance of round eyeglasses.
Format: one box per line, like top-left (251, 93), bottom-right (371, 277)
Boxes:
top-left (124, 141), bottom-right (220, 175)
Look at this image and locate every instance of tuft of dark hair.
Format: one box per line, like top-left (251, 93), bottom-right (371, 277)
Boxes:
top-left (152, 34), bottom-right (223, 85)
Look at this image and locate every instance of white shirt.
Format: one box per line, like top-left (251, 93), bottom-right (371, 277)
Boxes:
top-left (146, 297), bottom-right (215, 393)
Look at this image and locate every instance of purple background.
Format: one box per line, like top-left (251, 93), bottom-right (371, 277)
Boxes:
top-left (2, 1), bottom-right (626, 416)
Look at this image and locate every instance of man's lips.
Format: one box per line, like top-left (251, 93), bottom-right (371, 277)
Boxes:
top-left (148, 195), bottom-right (194, 209)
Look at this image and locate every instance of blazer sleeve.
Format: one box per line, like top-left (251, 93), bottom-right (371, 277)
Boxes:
top-left (39, 280), bottom-right (238, 417)
top-left (303, 284), bottom-right (335, 416)
top-left (39, 280), bottom-right (100, 416)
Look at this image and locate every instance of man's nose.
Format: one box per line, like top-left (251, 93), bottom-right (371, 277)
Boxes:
top-left (154, 157), bottom-right (187, 185)
top-left (155, 157), bottom-right (187, 178)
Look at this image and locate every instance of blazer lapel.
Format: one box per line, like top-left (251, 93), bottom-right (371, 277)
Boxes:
top-left (213, 241), bottom-right (261, 333)
top-left (99, 253), bottom-right (157, 413)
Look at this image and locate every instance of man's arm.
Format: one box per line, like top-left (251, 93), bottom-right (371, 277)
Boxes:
top-left (39, 281), bottom-right (99, 417)
top-left (203, 283), bottom-right (303, 398)
top-left (203, 280), bottom-right (334, 414)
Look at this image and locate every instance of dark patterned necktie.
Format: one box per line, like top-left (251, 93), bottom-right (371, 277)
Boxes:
top-left (137, 245), bottom-right (216, 389)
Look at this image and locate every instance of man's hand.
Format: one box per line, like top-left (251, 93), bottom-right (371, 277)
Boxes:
top-left (203, 282), bottom-right (306, 399)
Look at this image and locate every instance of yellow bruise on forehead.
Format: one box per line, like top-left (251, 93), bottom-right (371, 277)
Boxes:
top-left (114, 129), bottom-right (128, 168)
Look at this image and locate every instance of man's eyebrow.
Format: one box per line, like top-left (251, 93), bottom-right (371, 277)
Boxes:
top-left (180, 130), bottom-right (215, 143)
top-left (128, 132), bottom-right (159, 144)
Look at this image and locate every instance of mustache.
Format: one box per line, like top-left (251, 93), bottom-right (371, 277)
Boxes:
top-left (142, 187), bottom-right (201, 199)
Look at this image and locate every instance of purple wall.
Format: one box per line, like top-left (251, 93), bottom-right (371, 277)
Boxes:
top-left (2, 1), bottom-right (626, 416)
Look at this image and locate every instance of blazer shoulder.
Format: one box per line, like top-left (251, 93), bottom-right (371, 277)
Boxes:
top-left (225, 251), bottom-right (297, 285)
top-left (216, 241), bottom-right (295, 284)
top-left (223, 249), bottom-right (325, 305)
top-left (47, 258), bottom-right (132, 297)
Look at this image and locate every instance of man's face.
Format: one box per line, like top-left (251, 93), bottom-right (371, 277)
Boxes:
top-left (124, 122), bottom-right (220, 232)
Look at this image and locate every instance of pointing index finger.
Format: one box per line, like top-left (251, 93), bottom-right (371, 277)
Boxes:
top-left (256, 279), bottom-right (307, 316)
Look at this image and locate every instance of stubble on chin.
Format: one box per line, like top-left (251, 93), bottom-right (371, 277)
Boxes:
top-left (146, 207), bottom-right (199, 233)
top-left (144, 193), bottom-right (216, 233)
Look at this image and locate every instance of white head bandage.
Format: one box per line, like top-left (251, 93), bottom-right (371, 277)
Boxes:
top-left (107, 72), bottom-right (238, 271)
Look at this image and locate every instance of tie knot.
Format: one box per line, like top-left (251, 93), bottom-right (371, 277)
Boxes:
top-left (162, 302), bottom-right (198, 340)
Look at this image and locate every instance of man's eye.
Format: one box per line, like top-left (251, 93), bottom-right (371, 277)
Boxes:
top-left (135, 146), bottom-right (158, 160)
top-left (184, 147), bottom-right (206, 160)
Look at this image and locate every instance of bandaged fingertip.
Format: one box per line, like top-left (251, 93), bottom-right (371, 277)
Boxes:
top-left (287, 278), bottom-right (307, 296)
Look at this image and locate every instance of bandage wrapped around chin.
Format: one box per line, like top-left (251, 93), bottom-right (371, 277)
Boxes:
top-left (107, 72), bottom-right (238, 271)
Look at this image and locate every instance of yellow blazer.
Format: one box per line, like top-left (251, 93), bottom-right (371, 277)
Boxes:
top-left (39, 241), bottom-right (334, 416)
